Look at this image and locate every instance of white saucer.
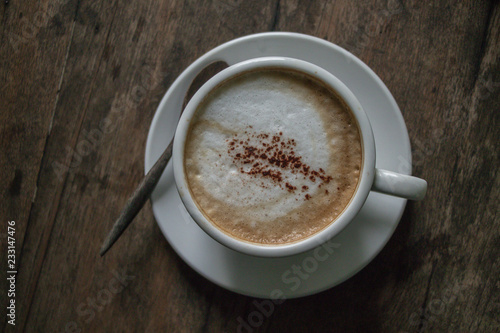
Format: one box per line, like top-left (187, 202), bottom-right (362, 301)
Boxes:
top-left (145, 32), bottom-right (411, 298)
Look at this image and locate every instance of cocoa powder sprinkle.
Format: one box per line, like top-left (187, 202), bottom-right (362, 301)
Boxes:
top-left (226, 127), bottom-right (334, 199)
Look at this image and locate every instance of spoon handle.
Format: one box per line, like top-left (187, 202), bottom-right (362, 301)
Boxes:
top-left (100, 140), bottom-right (173, 256)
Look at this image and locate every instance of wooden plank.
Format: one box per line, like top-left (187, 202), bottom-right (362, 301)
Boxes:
top-left (269, 1), bottom-right (500, 332)
top-left (0, 0), bottom-right (79, 330)
top-left (11, 0), bottom-right (277, 332)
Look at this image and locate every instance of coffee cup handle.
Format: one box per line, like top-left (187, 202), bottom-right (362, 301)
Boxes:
top-left (371, 169), bottom-right (427, 200)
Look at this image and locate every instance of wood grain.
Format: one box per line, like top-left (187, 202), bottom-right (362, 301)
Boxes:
top-left (1, 0), bottom-right (498, 332)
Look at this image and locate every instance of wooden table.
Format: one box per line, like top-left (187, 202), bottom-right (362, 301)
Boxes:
top-left (1, 0), bottom-right (498, 332)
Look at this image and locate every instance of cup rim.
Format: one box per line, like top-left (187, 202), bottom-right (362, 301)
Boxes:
top-left (173, 56), bottom-right (376, 257)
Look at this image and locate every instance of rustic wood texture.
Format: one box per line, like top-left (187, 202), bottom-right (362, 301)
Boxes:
top-left (1, 0), bottom-right (498, 332)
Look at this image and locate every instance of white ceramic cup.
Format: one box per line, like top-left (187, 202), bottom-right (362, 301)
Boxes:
top-left (172, 57), bottom-right (427, 257)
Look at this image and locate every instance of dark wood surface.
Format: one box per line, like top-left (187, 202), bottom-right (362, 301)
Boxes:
top-left (1, 0), bottom-right (498, 332)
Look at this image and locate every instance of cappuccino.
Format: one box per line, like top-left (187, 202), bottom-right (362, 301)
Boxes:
top-left (184, 69), bottom-right (362, 245)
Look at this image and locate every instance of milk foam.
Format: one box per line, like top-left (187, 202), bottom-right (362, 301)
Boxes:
top-left (184, 70), bottom-right (362, 244)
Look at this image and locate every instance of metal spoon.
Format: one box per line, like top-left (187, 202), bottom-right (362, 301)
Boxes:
top-left (100, 61), bottom-right (229, 256)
